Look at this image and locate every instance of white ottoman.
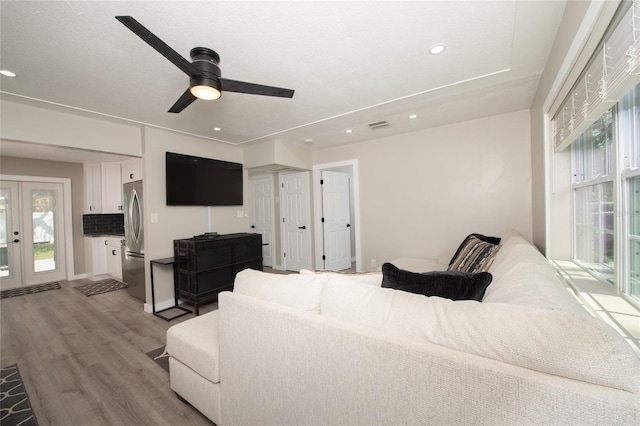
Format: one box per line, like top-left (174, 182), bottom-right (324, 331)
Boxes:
top-left (166, 310), bottom-right (221, 425)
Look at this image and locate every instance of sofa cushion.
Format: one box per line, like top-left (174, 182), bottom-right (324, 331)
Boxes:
top-left (448, 235), bottom-right (501, 273)
top-left (484, 234), bottom-right (585, 313)
top-left (384, 257), bottom-right (448, 273)
top-left (300, 269), bottom-right (382, 286)
top-left (488, 232), bottom-right (545, 280)
top-left (381, 263), bottom-right (492, 301)
top-left (234, 268), bottom-right (323, 312)
top-left (321, 278), bottom-right (640, 393)
top-left (166, 310), bottom-right (220, 384)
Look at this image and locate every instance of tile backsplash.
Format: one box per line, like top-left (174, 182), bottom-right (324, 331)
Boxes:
top-left (83, 214), bottom-right (125, 236)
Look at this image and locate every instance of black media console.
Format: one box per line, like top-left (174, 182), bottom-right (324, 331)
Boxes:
top-left (174, 233), bottom-right (263, 315)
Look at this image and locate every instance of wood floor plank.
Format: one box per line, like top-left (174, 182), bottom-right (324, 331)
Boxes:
top-left (0, 279), bottom-right (215, 425)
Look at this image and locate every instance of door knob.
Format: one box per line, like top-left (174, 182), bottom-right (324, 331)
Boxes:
top-left (346, 224), bottom-right (351, 228)
top-left (298, 225), bottom-right (306, 230)
top-left (251, 225), bottom-right (256, 229)
top-left (13, 231), bottom-right (19, 235)
top-left (11, 239), bottom-right (19, 243)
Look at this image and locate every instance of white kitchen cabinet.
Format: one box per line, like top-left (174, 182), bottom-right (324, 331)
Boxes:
top-left (84, 236), bottom-right (123, 280)
top-left (121, 158), bottom-right (142, 184)
top-left (106, 237), bottom-right (123, 280)
top-left (101, 162), bottom-right (123, 213)
top-left (85, 237), bottom-right (108, 279)
top-left (84, 162), bottom-right (122, 213)
top-left (84, 162), bottom-right (102, 213)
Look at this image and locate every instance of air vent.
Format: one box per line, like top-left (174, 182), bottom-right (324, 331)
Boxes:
top-left (367, 120), bottom-right (390, 130)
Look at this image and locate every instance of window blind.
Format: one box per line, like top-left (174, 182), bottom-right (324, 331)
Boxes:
top-left (553, 0), bottom-right (640, 151)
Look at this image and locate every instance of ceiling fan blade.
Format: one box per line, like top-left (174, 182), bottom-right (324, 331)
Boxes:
top-left (219, 78), bottom-right (295, 98)
top-left (116, 16), bottom-right (204, 78)
top-left (168, 89), bottom-right (198, 113)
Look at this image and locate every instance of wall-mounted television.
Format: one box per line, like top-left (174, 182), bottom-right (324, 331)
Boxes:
top-left (166, 152), bottom-right (243, 206)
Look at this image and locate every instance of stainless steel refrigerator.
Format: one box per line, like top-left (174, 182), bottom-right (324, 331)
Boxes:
top-left (122, 180), bottom-right (145, 301)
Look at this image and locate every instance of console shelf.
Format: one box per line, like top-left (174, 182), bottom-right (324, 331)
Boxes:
top-left (174, 233), bottom-right (263, 315)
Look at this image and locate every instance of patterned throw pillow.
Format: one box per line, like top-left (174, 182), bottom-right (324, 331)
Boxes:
top-left (447, 233), bottom-right (501, 269)
top-left (448, 235), bottom-right (501, 273)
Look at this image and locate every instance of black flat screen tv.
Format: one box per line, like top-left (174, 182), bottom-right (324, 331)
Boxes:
top-left (166, 152), bottom-right (243, 206)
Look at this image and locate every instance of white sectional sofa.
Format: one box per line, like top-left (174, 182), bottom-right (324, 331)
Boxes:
top-left (166, 231), bottom-right (640, 425)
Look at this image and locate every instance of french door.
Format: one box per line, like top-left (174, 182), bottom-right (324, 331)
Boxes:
top-left (0, 180), bottom-right (66, 290)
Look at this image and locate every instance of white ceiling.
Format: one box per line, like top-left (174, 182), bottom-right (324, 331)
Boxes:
top-left (0, 0), bottom-right (566, 161)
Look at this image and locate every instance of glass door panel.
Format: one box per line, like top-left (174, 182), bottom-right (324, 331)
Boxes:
top-left (21, 182), bottom-right (65, 286)
top-left (31, 188), bottom-right (56, 273)
top-left (0, 181), bottom-right (22, 290)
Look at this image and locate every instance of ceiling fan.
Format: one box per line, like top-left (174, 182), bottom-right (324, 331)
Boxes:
top-left (115, 16), bottom-right (295, 113)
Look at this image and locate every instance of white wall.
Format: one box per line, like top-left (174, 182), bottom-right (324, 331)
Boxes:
top-left (0, 99), bottom-right (142, 156)
top-left (142, 127), bottom-right (250, 309)
top-left (244, 140), bottom-right (277, 168)
top-left (548, 151), bottom-right (572, 259)
top-left (244, 139), bottom-right (312, 171)
top-left (313, 110), bottom-right (532, 271)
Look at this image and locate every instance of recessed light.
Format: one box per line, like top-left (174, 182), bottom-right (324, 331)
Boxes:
top-left (409, 114), bottom-right (418, 119)
top-left (213, 127), bottom-right (221, 131)
top-left (429, 45), bottom-right (446, 55)
top-left (304, 138), bottom-right (314, 144)
top-left (346, 129), bottom-right (353, 134)
top-left (0, 70), bottom-right (17, 77)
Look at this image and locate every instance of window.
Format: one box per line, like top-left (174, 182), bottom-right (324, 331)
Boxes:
top-left (562, 0), bottom-right (640, 305)
top-left (628, 176), bottom-right (640, 297)
top-left (571, 83), bottom-right (640, 303)
top-left (572, 111), bottom-right (613, 183)
top-left (572, 111), bottom-right (615, 283)
top-left (621, 84), bottom-right (640, 302)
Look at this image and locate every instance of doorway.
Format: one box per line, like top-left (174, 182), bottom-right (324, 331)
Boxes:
top-left (279, 171), bottom-right (312, 271)
top-left (0, 177), bottom-right (71, 290)
top-left (313, 160), bottom-right (361, 272)
top-left (249, 175), bottom-right (275, 267)
top-left (320, 170), bottom-right (352, 271)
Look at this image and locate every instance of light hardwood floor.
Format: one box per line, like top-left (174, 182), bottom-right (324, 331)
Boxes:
top-left (0, 278), bottom-right (217, 425)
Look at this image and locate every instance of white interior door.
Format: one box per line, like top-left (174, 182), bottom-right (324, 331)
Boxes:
top-left (0, 181), bottom-right (22, 290)
top-left (321, 170), bottom-right (352, 271)
top-left (0, 181), bottom-right (66, 290)
top-left (250, 176), bottom-right (274, 267)
top-left (280, 171), bottom-right (312, 271)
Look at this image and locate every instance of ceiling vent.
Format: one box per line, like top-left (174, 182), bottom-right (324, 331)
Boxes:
top-left (367, 120), bottom-right (390, 130)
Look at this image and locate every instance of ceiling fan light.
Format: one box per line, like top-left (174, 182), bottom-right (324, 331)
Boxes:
top-left (190, 85), bottom-right (221, 100)
top-left (0, 69), bottom-right (17, 77)
top-left (429, 44), bottom-right (446, 55)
